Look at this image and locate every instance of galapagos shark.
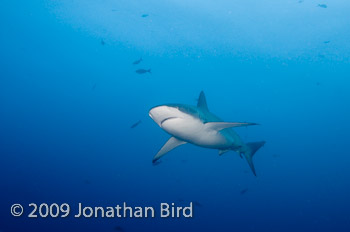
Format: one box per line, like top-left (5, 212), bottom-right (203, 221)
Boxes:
top-left (149, 91), bottom-right (265, 176)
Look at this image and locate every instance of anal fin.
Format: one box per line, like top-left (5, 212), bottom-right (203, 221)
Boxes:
top-left (153, 137), bottom-right (187, 163)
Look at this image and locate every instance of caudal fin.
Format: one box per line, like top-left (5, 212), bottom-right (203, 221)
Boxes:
top-left (242, 141), bottom-right (265, 176)
top-left (148, 69), bottom-right (152, 73)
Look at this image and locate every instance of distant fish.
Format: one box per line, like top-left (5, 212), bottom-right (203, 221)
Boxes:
top-left (240, 188), bottom-right (248, 195)
top-left (298, 0), bottom-right (304, 3)
top-left (84, 180), bottom-right (91, 185)
top-left (101, 39), bottom-right (105, 45)
top-left (91, 83), bottom-right (97, 91)
top-left (323, 41), bottom-right (330, 44)
top-left (141, 14), bottom-right (149, 18)
top-left (114, 226), bottom-right (124, 232)
top-left (193, 201), bottom-right (203, 207)
top-left (132, 57), bottom-right (143, 65)
top-left (136, 69), bottom-right (151, 74)
top-left (130, 120), bottom-right (142, 129)
top-left (318, 4), bottom-right (327, 8)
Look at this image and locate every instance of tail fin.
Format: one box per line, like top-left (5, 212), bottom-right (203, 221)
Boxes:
top-left (242, 141), bottom-right (265, 176)
top-left (148, 69), bottom-right (151, 73)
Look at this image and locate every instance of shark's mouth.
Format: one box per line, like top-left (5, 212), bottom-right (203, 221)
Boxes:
top-left (160, 117), bottom-right (178, 126)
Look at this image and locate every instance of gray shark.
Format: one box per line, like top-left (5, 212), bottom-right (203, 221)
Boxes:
top-left (149, 91), bottom-right (265, 176)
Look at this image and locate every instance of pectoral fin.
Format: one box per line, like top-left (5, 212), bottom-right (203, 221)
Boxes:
top-left (152, 137), bottom-right (187, 163)
top-left (205, 122), bottom-right (258, 131)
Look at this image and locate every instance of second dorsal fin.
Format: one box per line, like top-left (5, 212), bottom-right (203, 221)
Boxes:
top-left (197, 91), bottom-right (209, 111)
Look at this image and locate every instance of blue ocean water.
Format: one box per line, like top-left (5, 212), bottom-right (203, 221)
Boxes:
top-left (1, 0), bottom-right (350, 231)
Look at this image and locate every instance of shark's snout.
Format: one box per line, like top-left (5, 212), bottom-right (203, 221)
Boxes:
top-left (149, 106), bottom-right (171, 127)
top-left (149, 105), bottom-right (182, 127)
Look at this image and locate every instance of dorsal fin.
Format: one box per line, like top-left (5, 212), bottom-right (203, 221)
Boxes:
top-left (197, 91), bottom-right (209, 111)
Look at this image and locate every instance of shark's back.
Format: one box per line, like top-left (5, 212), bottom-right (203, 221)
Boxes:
top-left (166, 103), bottom-right (221, 123)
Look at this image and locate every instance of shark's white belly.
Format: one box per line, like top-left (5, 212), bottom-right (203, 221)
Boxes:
top-left (161, 117), bottom-right (232, 149)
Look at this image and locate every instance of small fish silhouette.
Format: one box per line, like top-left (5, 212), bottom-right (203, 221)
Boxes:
top-left (193, 201), bottom-right (203, 207)
top-left (323, 41), bottom-right (330, 44)
top-left (130, 120), bottom-right (142, 129)
top-left (114, 226), bottom-right (124, 232)
top-left (101, 39), bottom-right (105, 45)
top-left (240, 188), bottom-right (248, 195)
top-left (141, 14), bottom-right (149, 18)
top-left (318, 4), bottom-right (327, 8)
top-left (84, 180), bottom-right (91, 185)
top-left (132, 58), bottom-right (143, 65)
top-left (136, 69), bottom-right (151, 74)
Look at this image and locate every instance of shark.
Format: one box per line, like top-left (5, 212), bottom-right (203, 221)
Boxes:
top-left (149, 91), bottom-right (265, 176)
